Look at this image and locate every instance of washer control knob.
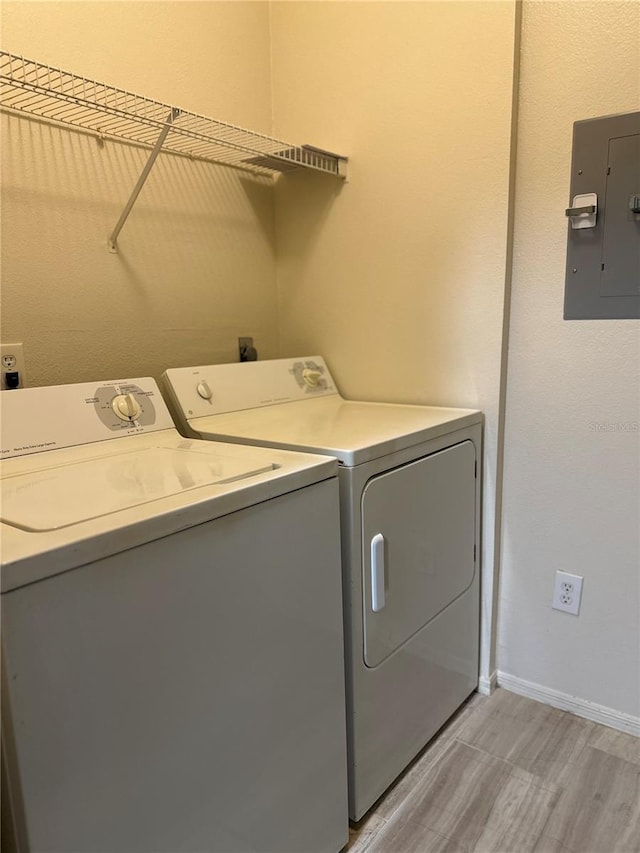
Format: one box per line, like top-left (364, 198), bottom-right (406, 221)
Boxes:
top-left (196, 380), bottom-right (213, 400)
top-left (302, 368), bottom-right (323, 388)
top-left (112, 393), bottom-right (142, 422)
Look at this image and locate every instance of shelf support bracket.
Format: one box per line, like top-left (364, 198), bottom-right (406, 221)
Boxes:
top-left (108, 107), bottom-right (180, 253)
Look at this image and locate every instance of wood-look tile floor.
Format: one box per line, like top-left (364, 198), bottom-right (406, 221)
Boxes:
top-left (346, 688), bottom-right (640, 853)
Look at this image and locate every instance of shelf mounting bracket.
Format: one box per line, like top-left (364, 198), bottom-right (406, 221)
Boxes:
top-left (108, 107), bottom-right (180, 253)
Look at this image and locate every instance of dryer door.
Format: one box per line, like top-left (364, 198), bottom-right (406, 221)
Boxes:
top-left (362, 440), bottom-right (476, 668)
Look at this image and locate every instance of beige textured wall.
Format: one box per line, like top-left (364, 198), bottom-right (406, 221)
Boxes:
top-left (1, 1), bottom-right (279, 386)
top-left (270, 0), bottom-right (519, 684)
top-left (499, 1), bottom-right (639, 718)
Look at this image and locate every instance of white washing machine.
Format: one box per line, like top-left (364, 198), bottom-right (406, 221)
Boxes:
top-left (0, 377), bottom-right (348, 853)
top-left (161, 357), bottom-right (483, 820)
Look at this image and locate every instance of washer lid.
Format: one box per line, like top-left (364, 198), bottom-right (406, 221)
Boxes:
top-left (1, 446), bottom-right (275, 531)
top-left (188, 397), bottom-right (482, 466)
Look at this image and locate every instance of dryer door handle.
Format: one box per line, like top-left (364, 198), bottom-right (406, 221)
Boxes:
top-left (371, 533), bottom-right (386, 612)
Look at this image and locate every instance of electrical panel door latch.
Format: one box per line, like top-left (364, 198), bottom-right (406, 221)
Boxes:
top-left (565, 193), bottom-right (597, 229)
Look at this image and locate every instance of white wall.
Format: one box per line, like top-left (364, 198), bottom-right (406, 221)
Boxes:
top-left (1, 1), bottom-right (279, 386)
top-left (499, 1), bottom-right (640, 721)
top-left (269, 0), bottom-right (519, 685)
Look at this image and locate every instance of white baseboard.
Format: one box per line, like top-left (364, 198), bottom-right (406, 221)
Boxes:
top-left (478, 670), bottom-right (498, 696)
top-left (496, 671), bottom-right (640, 737)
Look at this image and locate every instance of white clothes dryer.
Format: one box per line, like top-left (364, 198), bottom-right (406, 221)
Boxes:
top-left (1, 377), bottom-right (348, 853)
top-left (161, 357), bottom-right (483, 820)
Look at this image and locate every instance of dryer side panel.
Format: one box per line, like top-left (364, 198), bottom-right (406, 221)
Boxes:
top-left (362, 440), bottom-right (477, 668)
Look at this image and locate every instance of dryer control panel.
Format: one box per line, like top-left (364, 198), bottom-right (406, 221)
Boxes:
top-left (1, 378), bottom-right (175, 459)
top-left (162, 356), bottom-right (339, 420)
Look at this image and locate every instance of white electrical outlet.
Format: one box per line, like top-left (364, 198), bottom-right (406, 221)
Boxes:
top-left (1, 343), bottom-right (27, 389)
top-left (552, 570), bottom-right (583, 615)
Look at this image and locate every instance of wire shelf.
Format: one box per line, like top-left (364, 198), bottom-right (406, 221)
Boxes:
top-left (0, 51), bottom-right (347, 178)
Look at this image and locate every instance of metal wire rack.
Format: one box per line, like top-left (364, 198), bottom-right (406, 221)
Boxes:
top-left (0, 51), bottom-right (347, 251)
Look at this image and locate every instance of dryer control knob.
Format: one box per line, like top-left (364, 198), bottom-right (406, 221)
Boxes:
top-left (112, 393), bottom-right (142, 422)
top-left (196, 380), bottom-right (213, 400)
top-left (302, 368), bottom-right (323, 388)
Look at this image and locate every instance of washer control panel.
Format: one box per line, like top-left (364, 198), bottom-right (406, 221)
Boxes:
top-left (1, 378), bottom-right (175, 459)
top-left (92, 382), bottom-right (158, 432)
top-left (162, 356), bottom-right (339, 421)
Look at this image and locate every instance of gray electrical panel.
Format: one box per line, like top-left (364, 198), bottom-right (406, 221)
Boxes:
top-left (564, 111), bottom-right (639, 320)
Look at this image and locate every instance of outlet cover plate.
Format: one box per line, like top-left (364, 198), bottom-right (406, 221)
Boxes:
top-left (1, 343), bottom-right (27, 389)
top-left (238, 336), bottom-right (257, 362)
top-left (552, 570), bottom-right (583, 615)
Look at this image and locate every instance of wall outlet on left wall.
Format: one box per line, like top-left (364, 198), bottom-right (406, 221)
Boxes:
top-left (1, 343), bottom-right (27, 389)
